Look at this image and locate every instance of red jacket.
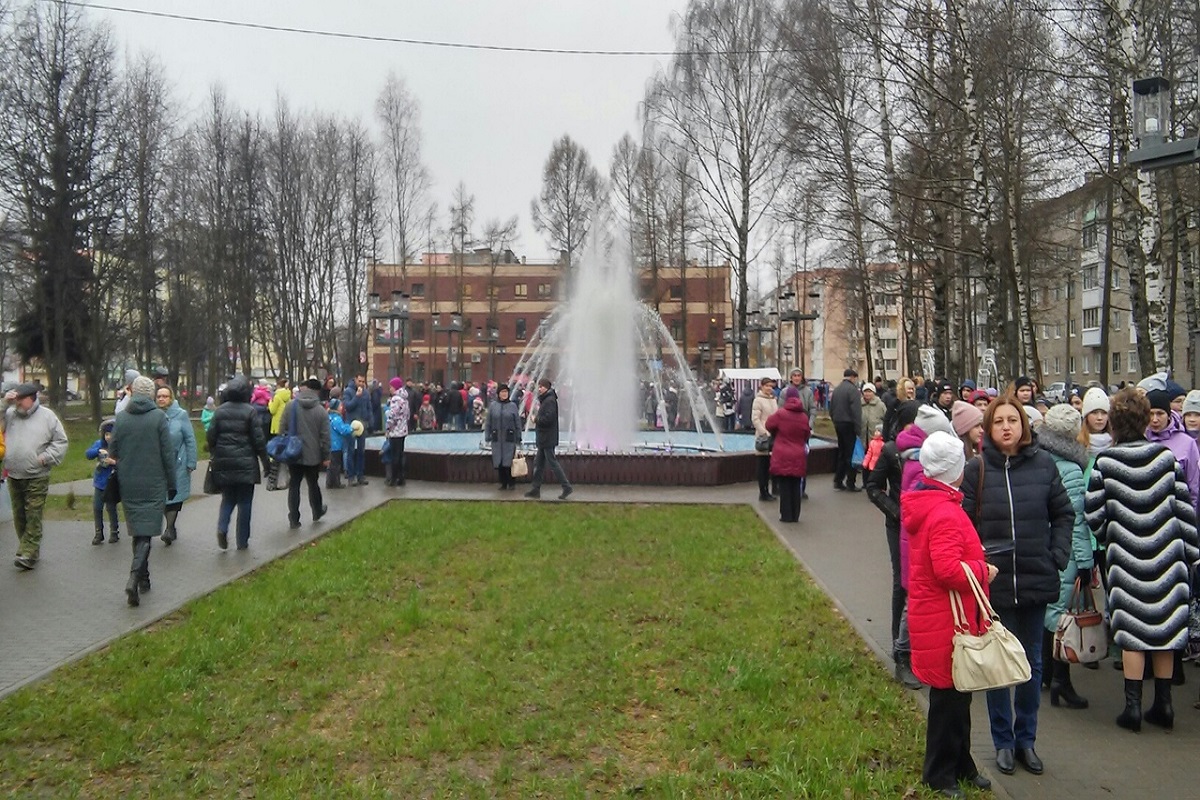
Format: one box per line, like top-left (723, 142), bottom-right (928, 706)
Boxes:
top-left (764, 397), bottom-right (811, 477)
top-left (901, 479), bottom-right (990, 689)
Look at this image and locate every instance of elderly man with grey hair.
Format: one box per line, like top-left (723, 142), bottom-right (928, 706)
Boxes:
top-left (3, 383), bottom-right (68, 570)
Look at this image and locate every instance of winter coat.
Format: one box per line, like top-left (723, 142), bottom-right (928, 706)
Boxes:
top-left (370, 384), bottom-right (384, 431)
top-left (534, 389), bottom-right (561, 449)
top-left (1086, 440), bottom-right (1200, 649)
top-left (863, 434), bottom-right (885, 473)
top-left (895, 425), bottom-right (932, 590)
top-left (342, 384), bottom-right (374, 427)
top-left (206, 376), bottom-right (268, 489)
top-left (1146, 412), bottom-right (1200, 515)
top-left (751, 392), bottom-right (778, 458)
top-left (328, 409), bottom-right (353, 453)
top-left (386, 392), bottom-right (410, 439)
top-left (86, 437), bottom-right (115, 491)
top-left (110, 395), bottom-right (176, 538)
top-left (1, 400), bottom-right (68, 479)
top-left (1038, 429), bottom-right (1094, 633)
top-left (903, 480), bottom-right (989, 690)
top-left (960, 436), bottom-right (1073, 610)
top-left (865, 438), bottom-right (903, 536)
top-left (447, 386), bottom-right (465, 416)
top-left (200, 407), bottom-right (215, 432)
top-left (719, 383), bottom-right (736, 416)
top-left (486, 398), bottom-right (522, 468)
top-left (268, 387), bottom-right (292, 435)
top-left (737, 387), bottom-right (755, 430)
top-left (285, 388), bottom-right (331, 467)
top-left (829, 379), bottom-right (862, 428)
top-left (764, 396), bottom-right (811, 477)
top-left (163, 402), bottom-right (197, 504)
top-left (861, 395), bottom-right (886, 446)
top-left (419, 403), bottom-right (437, 431)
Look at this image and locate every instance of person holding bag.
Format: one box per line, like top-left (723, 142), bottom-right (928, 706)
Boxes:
top-left (750, 376), bottom-right (777, 502)
top-left (903, 430), bottom-right (996, 798)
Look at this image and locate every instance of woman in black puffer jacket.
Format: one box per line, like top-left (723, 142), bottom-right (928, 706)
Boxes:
top-left (207, 375), bottom-right (269, 551)
top-left (960, 394), bottom-right (1072, 780)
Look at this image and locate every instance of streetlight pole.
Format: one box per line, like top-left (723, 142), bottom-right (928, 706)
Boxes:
top-left (477, 325), bottom-right (500, 381)
top-left (433, 312), bottom-right (464, 384)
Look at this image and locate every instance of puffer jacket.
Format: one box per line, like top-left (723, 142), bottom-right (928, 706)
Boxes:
top-left (960, 435), bottom-right (1073, 609)
top-left (328, 403), bottom-right (353, 453)
top-left (903, 480), bottom-right (989, 689)
top-left (764, 396), bottom-right (811, 477)
top-left (206, 376), bottom-right (268, 489)
top-left (894, 424), bottom-right (931, 590)
top-left (865, 439), bottom-right (903, 533)
top-left (111, 395), bottom-right (176, 537)
top-left (1038, 429), bottom-right (1094, 633)
top-left (386, 391), bottom-right (410, 438)
top-left (534, 388), bottom-right (560, 449)
top-left (751, 391), bottom-right (778, 457)
top-left (268, 386), bottom-right (292, 435)
top-left (1146, 411), bottom-right (1200, 513)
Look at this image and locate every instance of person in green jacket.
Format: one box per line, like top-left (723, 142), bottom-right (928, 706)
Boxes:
top-left (156, 386), bottom-right (197, 545)
top-left (110, 377), bottom-right (176, 607)
top-left (200, 396), bottom-right (216, 432)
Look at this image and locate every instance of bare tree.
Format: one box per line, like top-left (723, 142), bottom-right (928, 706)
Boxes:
top-left (530, 134), bottom-right (603, 294)
top-left (375, 71), bottom-right (432, 274)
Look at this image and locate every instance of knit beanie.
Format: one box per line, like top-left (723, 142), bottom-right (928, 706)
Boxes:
top-left (950, 400), bottom-right (984, 436)
top-left (1043, 404), bottom-right (1082, 439)
top-left (390, 377), bottom-right (404, 390)
top-left (1137, 372), bottom-right (1168, 393)
top-left (1014, 376), bottom-right (1033, 390)
top-left (1024, 405), bottom-right (1043, 426)
top-left (919, 430), bottom-right (966, 485)
top-left (204, 396), bottom-right (216, 410)
top-left (968, 389), bottom-right (990, 405)
top-left (915, 404), bottom-right (956, 436)
top-left (784, 386), bottom-right (800, 401)
top-left (960, 379), bottom-right (976, 391)
top-left (1147, 389), bottom-right (1173, 412)
top-left (1081, 387), bottom-right (1109, 418)
top-left (895, 400), bottom-right (921, 430)
top-left (131, 376), bottom-right (155, 397)
top-left (1166, 379), bottom-right (1187, 401)
top-left (1183, 390), bottom-right (1200, 416)
top-left (123, 369), bottom-right (140, 386)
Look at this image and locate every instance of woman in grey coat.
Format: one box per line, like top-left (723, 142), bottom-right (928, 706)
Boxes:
top-left (485, 384), bottom-right (522, 490)
top-left (156, 386), bottom-right (197, 545)
top-left (110, 377), bottom-right (176, 607)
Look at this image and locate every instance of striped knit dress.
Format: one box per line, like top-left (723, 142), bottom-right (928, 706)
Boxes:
top-left (1085, 440), bottom-right (1199, 650)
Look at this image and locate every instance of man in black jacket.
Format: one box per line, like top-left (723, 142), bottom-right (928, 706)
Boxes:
top-left (829, 368), bottom-right (863, 491)
top-left (525, 378), bottom-right (573, 500)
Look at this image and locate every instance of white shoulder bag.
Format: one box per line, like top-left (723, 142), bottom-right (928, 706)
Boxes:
top-left (950, 562), bottom-right (1032, 692)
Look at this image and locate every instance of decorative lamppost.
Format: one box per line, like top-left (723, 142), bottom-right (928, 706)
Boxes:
top-left (723, 326), bottom-right (748, 368)
top-left (1128, 77), bottom-right (1200, 170)
top-left (367, 291), bottom-right (410, 379)
top-left (778, 288), bottom-right (821, 376)
top-left (697, 340), bottom-right (712, 380)
top-left (433, 312), bottom-right (464, 383)
top-left (476, 324), bottom-right (501, 381)
top-left (744, 312), bottom-right (774, 368)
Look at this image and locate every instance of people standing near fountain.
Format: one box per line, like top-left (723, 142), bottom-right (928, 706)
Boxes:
top-left (384, 377), bottom-right (409, 487)
top-left (487, 384), bottom-right (522, 490)
top-left (751, 376), bottom-right (779, 502)
top-left (342, 375), bottom-right (371, 485)
top-left (525, 378), bottom-right (573, 501)
top-left (765, 386), bottom-right (811, 523)
top-left (830, 368), bottom-right (864, 492)
top-left (719, 379), bottom-right (737, 432)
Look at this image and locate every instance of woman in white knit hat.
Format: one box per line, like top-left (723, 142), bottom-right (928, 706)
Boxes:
top-left (1080, 387), bottom-right (1112, 457)
top-left (1181, 390), bottom-right (1200, 441)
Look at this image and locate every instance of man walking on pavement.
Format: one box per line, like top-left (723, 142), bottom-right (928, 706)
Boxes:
top-left (2, 383), bottom-right (68, 569)
top-left (285, 378), bottom-right (331, 529)
top-left (525, 378), bottom-right (573, 500)
top-left (830, 368), bottom-right (863, 492)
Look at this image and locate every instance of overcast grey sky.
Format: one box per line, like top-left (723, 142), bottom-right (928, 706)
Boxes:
top-left (85, 0), bottom-right (688, 262)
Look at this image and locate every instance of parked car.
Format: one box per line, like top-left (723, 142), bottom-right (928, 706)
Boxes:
top-left (1044, 381), bottom-right (1066, 403)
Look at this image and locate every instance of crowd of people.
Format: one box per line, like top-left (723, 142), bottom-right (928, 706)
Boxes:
top-left (832, 370), bottom-right (1200, 798)
top-left (0, 370), bottom-right (572, 607)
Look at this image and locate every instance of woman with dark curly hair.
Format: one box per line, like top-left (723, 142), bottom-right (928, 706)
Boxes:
top-left (1086, 388), bottom-right (1199, 731)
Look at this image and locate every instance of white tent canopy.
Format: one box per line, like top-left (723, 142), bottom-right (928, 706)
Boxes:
top-left (718, 368), bottom-right (782, 383)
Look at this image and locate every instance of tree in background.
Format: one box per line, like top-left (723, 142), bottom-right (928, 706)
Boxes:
top-left (531, 134), bottom-right (603, 296)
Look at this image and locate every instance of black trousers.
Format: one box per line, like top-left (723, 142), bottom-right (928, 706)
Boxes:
top-left (287, 464), bottom-right (323, 524)
top-left (885, 521), bottom-right (906, 647)
top-left (777, 476), bottom-right (803, 522)
top-left (924, 686), bottom-right (978, 791)
top-left (833, 421), bottom-right (859, 486)
top-left (757, 456), bottom-right (772, 497)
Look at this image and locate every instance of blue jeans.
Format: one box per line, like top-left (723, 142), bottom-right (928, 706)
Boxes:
top-left (218, 483), bottom-right (255, 549)
top-left (985, 603), bottom-right (1046, 750)
top-left (351, 435), bottom-right (366, 479)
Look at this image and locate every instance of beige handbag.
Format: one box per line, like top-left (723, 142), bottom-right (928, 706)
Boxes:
top-left (510, 455), bottom-right (529, 478)
top-left (949, 563), bottom-right (1032, 692)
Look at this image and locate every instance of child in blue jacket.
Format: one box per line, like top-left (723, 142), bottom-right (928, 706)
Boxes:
top-left (85, 420), bottom-right (120, 545)
top-left (327, 398), bottom-right (354, 489)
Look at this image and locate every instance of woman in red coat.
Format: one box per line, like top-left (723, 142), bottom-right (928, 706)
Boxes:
top-left (765, 386), bottom-right (811, 522)
top-left (902, 430), bottom-right (998, 798)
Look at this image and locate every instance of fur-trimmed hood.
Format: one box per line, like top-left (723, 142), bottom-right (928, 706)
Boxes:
top-left (1036, 428), bottom-right (1088, 469)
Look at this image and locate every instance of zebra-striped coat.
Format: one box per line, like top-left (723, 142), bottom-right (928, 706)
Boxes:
top-left (1086, 439), bottom-right (1199, 650)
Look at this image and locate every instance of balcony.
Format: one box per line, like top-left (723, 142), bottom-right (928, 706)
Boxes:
top-left (1081, 328), bottom-right (1101, 348)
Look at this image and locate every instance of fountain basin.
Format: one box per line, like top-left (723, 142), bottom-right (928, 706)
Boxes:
top-left (363, 432), bottom-right (837, 486)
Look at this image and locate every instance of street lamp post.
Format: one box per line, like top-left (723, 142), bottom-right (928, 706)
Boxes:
top-left (744, 312), bottom-right (774, 368)
top-left (1128, 77), bottom-right (1200, 170)
top-left (697, 340), bottom-right (712, 380)
top-left (433, 312), bottom-right (464, 384)
top-left (367, 290), bottom-right (410, 379)
top-left (476, 325), bottom-right (501, 382)
top-left (723, 327), bottom-right (748, 368)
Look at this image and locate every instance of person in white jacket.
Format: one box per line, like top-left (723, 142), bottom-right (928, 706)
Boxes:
top-left (2, 383), bottom-right (68, 570)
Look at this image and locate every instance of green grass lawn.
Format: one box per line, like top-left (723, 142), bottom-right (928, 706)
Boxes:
top-left (0, 502), bottom-right (930, 798)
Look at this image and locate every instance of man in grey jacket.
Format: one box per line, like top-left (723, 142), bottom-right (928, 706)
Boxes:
top-left (3, 383), bottom-right (68, 569)
top-left (285, 378), bottom-right (332, 529)
top-left (829, 368), bottom-right (863, 492)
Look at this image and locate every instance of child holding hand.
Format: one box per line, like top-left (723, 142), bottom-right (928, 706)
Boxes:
top-left (85, 420), bottom-right (119, 545)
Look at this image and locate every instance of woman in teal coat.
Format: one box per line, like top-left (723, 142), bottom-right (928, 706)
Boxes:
top-left (156, 386), bottom-right (197, 545)
top-left (111, 377), bottom-right (177, 606)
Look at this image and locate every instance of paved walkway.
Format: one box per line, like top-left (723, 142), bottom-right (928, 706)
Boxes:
top-left (2, 471), bottom-right (1195, 797)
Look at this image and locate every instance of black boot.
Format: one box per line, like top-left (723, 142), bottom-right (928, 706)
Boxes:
top-left (1144, 677), bottom-right (1175, 729)
top-left (161, 509), bottom-right (179, 545)
top-left (1050, 660), bottom-right (1088, 709)
top-left (1117, 678), bottom-right (1143, 732)
top-left (1173, 650), bottom-right (1186, 686)
top-left (92, 529), bottom-right (105, 546)
top-left (1042, 630), bottom-right (1055, 689)
top-left (893, 650), bottom-right (921, 689)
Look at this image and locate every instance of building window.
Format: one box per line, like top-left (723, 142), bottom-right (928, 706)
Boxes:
top-left (1069, 318), bottom-right (1076, 336)
top-left (1111, 310), bottom-right (1121, 329)
top-left (883, 359), bottom-right (898, 371)
top-left (538, 283), bottom-right (552, 299)
top-left (486, 285), bottom-right (498, 299)
top-left (411, 283), bottom-right (425, 298)
top-left (1082, 223), bottom-right (1098, 248)
top-left (1054, 287), bottom-right (1062, 301)
top-left (461, 283), bottom-right (472, 298)
top-left (1055, 323), bottom-right (1062, 338)
top-left (878, 338), bottom-right (897, 349)
top-left (1111, 268), bottom-right (1120, 290)
top-left (515, 318), bottom-right (527, 340)
top-left (1112, 351), bottom-right (1121, 373)
top-left (669, 284), bottom-right (683, 300)
top-left (1082, 265), bottom-right (1099, 290)
top-left (514, 283), bottom-right (528, 298)
top-left (1082, 308), bottom-right (1100, 329)
top-left (670, 320), bottom-right (683, 341)
top-left (1082, 354), bottom-right (1091, 374)
top-left (1129, 350), bottom-right (1139, 373)
top-left (1069, 356), bottom-right (1076, 373)
top-left (1041, 324), bottom-right (1048, 340)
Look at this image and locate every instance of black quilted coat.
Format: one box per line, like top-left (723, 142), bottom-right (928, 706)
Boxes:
top-left (207, 376), bottom-right (269, 490)
top-left (959, 436), bottom-right (1073, 609)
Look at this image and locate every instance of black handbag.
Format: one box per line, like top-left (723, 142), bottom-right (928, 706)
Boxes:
top-left (103, 469), bottom-right (120, 503)
top-left (203, 463), bottom-right (217, 495)
top-left (754, 433), bottom-right (774, 453)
